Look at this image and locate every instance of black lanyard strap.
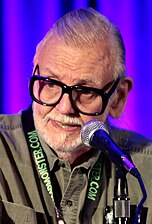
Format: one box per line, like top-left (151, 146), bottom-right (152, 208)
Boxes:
top-left (22, 106), bottom-right (105, 224)
top-left (22, 106), bottom-right (65, 224)
top-left (82, 153), bottom-right (105, 224)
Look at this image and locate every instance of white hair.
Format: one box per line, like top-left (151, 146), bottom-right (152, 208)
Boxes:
top-left (34, 7), bottom-right (126, 78)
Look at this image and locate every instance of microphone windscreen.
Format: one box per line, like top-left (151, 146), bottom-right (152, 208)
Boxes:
top-left (80, 120), bottom-right (109, 146)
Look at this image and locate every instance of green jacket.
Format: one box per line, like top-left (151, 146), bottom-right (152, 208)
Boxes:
top-left (0, 108), bottom-right (152, 223)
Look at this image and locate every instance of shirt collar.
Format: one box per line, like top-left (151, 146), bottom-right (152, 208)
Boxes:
top-left (38, 134), bottom-right (101, 172)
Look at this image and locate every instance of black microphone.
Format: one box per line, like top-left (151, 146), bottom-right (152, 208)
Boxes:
top-left (80, 120), bottom-right (140, 178)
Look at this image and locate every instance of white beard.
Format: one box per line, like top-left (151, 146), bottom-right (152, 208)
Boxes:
top-left (33, 107), bottom-right (84, 154)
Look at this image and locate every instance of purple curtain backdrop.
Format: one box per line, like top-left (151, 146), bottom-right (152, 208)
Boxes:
top-left (1, 0), bottom-right (152, 139)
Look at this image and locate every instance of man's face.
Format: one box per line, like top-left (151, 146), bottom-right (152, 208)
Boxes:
top-left (33, 37), bottom-right (115, 154)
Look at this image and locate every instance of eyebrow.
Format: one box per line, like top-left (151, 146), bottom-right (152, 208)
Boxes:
top-left (40, 67), bottom-right (99, 87)
top-left (41, 68), bottom-right (59, 79)
top-left (76, 78), bottom-right (98, 86)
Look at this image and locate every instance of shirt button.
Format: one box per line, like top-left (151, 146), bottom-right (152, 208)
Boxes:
top-left (66, 200), bottom-right (73, 207)
top-left (58, 161), bottom-right (66, 168)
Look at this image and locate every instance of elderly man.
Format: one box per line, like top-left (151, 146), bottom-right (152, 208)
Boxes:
top-left (1, 7), bottom-right (152, 224)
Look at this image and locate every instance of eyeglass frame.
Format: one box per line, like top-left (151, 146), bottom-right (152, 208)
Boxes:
top-left (29, 64), bottom-right (121, 116)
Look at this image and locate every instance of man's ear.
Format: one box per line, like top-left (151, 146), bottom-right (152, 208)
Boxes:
top-left (109, 77), bottom-right (133, 118)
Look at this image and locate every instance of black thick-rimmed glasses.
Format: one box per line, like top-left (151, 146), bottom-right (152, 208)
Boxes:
top-left (29, 64), bottom-right (121, 116)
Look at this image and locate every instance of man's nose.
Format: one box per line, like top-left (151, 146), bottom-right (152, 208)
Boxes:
top-left (55, 94), bottom-right (75, 115)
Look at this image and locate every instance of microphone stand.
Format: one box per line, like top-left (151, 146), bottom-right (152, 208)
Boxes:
top-left (113, 167), bottom-right (130, 224)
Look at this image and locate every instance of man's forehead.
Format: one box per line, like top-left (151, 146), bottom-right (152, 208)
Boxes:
top-left (36, 36), bottom-right (114, 83)
top-left (39, 39), bottom-right (111, 68)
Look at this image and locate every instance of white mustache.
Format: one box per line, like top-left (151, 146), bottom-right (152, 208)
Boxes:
top-left (44, 112), bottom-right (84, 126)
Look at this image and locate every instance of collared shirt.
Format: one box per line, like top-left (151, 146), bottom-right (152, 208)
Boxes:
top-left (39, 134), bottom-right (102, 224)
top-left (0, 109), bottom-right (152, 223)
